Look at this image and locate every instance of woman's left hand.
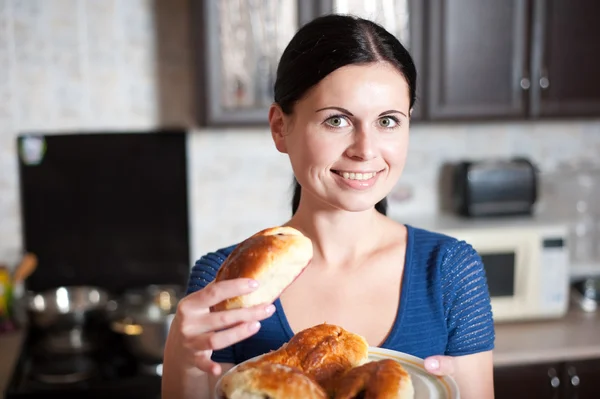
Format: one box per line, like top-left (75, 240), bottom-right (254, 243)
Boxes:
top-left (423, 355), bottom-right (455, 376)
top-left (423, 352), bottom-right (495, 399)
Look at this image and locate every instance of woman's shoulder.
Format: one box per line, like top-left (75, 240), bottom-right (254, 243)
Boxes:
top-left (406, 224), bottom-right (495, 354)
top-left (185, 243), bottom-right (238, 295)
top-left (406, 224), bottom-right (484, 279)
top-left (407, 224), bottom-right (477, 259)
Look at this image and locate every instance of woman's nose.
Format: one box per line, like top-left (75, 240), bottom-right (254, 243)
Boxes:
top-left (345, 129), bottom-right (376, 161)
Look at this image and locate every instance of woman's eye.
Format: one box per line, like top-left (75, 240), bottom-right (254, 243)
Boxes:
top-left (325, 116), bottom-right (349, 128)
top-left (378, 116), bottom-right (399, 128)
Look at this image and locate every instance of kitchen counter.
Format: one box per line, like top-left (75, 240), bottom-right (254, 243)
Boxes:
top-left (1, 306), bottom-right (599, 396)
top-left (0, 330), bottom-right (24, 399)
top-left (493, 304), bottom-right (600, 367)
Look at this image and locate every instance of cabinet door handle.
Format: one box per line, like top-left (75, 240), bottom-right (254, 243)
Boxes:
top-left (568, 366), bottom-right (580, 387)
top-left (539, 68), bottom-right (550, 89)
top-left (548, 367), bottom-right (561, 388)
top-left (520, 77), bottom-right (531, 90)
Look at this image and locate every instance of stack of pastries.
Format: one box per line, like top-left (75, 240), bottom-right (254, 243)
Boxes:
top-left (210, 226), bottom-right (415, 398)
top-left (219, 323), bottom-right (415, 399)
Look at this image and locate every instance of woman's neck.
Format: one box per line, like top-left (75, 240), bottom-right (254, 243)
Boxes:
top-left (285, 198), bottom-right (386, 269)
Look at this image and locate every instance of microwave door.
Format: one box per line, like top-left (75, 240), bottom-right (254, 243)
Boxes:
top-left (481, 252), bottom-right (516, 298)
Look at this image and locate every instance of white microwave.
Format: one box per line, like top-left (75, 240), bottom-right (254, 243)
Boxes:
top-left (411, 215), bottom-right (571, 323)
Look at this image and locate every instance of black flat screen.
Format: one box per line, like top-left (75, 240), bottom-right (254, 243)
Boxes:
top-left (17, 130), bottom-right (190, 294)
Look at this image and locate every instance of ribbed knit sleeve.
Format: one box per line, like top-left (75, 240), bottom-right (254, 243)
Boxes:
top-left (441, 240), bottom-right (495, 356)
top-left (186, 250), bottom-right (231, 295)
top-left (186, 246), bottom-right (237, 364)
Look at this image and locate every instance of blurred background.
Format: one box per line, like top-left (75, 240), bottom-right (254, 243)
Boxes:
top-left (0, 0), bottom-right (599, 398)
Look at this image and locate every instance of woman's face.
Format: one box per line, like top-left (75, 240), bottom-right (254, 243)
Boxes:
top-left (270, 62), bottom-right (412, 213)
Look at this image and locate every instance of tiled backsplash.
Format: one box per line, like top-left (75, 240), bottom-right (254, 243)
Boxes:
top-left (1, 0), bottom-right (599, 267)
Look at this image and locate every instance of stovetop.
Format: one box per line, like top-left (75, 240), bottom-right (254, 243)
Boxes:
top-left (4, 329), bottom-right (162, 399)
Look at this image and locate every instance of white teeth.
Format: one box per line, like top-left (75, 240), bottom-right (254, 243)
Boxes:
top-left (339, 172), bottom-right (376, 181)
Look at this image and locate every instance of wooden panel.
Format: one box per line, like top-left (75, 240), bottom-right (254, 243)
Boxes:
top-left (408, 0), bottom-right (425, 121)
top-left (562, 358), bottom-right (600, 399)
top-left (494, 362), bottom-right (563, 399)
top-left (427, 0), bottom-right (530, 119)
top-left (530, 0), bottom-right (600, 117)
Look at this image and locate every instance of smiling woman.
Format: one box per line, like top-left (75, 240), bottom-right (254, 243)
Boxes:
top-left (163, 13), bottom-right (495, 399)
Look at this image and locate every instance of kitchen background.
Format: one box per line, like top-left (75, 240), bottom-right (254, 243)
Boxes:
top-left (1, 0), bottom-right (600, 398)
top-left (1, 0), bottom-right (599, 262)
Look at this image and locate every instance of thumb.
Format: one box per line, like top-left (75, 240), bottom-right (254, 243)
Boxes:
top-left (424, 355), bottom-right (455, 376)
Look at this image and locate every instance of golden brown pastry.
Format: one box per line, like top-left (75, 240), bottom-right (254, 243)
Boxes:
top-left (209, 226), bottom-right (313, 312)
top-left (238, 323), bottom-right (370, 394)
top-left (219, 363), bottom-right (328, 399)
top-left (332, 359), bottom-right (414, 399)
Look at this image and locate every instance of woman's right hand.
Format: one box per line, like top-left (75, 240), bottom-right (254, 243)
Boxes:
top-left (169, 278), bottom-right (276, 376)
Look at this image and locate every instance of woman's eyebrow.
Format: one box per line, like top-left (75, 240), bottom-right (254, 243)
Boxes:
top-left (379, 109), bottom-right (408, 118)
top-left (315, 106), bottom-right (354, 116)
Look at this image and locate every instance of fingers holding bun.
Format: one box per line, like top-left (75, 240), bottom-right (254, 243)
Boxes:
top-left (210, 226), bottom-right (313, 312)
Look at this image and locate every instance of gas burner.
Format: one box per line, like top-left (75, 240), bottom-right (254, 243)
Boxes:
top-left (37, 329), bottom-right (98, 355)
top-left (5, 328), bottom-right (164, 398)
top-left (31, 355), bottom-right (97, 385)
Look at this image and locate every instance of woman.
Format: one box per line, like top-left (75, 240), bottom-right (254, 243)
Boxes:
top-left (163, 14), bottom-right (495, 399)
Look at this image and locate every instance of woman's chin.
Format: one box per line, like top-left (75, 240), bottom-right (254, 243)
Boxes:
top-left (330, 198), bottom-right (386, 213)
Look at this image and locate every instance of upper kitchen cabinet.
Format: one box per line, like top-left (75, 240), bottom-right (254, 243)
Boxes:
top-left (426, 0), bottom-right (600, 121)
top-left (316, 0), bottom-right (426, 121)
top-left (426, 0), bottom-right (530, 120)
top-left (191, 0), bottom-right (315, 127)
top-left (529, 0), bottom-right (600, 118)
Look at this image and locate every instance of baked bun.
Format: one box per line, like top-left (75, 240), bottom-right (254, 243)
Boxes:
top-left (333, 359), bottom-right (414, 399)
top-left (219, 363), bottom-right (328, 399)
top-left (239, 323), bottom-right (369, 393)
top-left (210, 226), bottom-right (313, 312)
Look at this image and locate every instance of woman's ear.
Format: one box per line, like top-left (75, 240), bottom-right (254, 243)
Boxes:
top-left (269, 103), bottom-right (288, 154)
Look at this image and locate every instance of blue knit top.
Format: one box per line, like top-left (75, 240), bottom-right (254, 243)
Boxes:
top-left (186, 224), bottom-right (495, 363)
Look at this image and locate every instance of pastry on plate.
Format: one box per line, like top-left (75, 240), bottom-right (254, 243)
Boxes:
top-left (332, 359), bottom-right (414, 399)
top-left (238, 323), bottom-right (369, 393)
top-left (219, 362), bottom-right (327, 399)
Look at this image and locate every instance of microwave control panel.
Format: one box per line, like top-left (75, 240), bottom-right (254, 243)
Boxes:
top-left (539, 237), bottom-right (570, 313)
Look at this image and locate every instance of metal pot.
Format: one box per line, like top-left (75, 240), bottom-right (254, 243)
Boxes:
top-left (27, 286), bottom-right (110, 331)
top-left (110, 285), bottom-right (182, 364)
top-left (26, 285), bottom-right (111, 353)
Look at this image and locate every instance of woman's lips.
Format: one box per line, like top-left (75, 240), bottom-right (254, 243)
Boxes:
top-left (331, 169), bottom-right (382, 190)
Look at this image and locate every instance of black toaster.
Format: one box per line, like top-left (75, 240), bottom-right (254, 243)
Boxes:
top-left (448, 157), bottom-right (538, 217)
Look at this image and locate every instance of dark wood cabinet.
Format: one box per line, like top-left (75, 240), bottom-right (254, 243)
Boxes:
top-left (494, 358), bottom-right (600, 399)
top-left (425, 0), bottom-right (600, 121)
top-left (494, 362), bottom-right (563, 399)
top-left (427, 0), bottom-right (530, 120)
top-left (529, 0), bottom-right (600, 118)
top-left (561, 358), bottom-right (600, 399)
top-left (406, 0), bottom-right (425, 121)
